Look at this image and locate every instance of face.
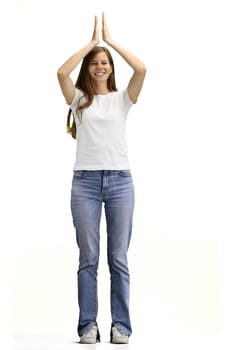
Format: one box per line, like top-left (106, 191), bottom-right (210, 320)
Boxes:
top-left (88, 52), bottom-right (113, 82)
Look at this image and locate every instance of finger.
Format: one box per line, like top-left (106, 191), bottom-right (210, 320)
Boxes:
top-left (102, 11), bottom-right (106, 28)
top-left (94, 15), bottom-right (98, 29)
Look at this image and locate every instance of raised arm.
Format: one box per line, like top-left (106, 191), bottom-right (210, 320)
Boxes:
top-left (57, 16), bottom-right (99, 105)
top-left (102, 12), bottom-right (146, 103)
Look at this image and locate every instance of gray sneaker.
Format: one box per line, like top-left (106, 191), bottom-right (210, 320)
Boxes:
top-left (80, 325), bottom-right (100, 344)
top-left (111, 326), bottom-right (129, 344)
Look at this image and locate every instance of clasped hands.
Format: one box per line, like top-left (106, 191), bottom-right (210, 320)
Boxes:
top-left (92, 12), bottom-right (112, 45)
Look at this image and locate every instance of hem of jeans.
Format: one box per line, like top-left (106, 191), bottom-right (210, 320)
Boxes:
top-left (112, 322), bottom-right (131, 337)
top-left (78, 322), bottom-right (98, 337)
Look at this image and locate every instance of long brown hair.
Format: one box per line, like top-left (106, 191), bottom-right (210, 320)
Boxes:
top-left (67, 46), bottom-right (117, 139)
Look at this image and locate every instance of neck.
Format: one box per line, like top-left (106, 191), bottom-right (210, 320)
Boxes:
top-left (93, 81), bottom-right (110, 95)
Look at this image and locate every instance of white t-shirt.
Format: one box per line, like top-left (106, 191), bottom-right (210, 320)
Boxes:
top-left (70, 88), bottom-right (133, 170)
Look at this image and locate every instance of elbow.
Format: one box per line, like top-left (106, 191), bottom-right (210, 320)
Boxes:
top-left (137, 64), bottom-right (146, 78)
top-left (141, 64), bottom-right (147, 76)
top-left (57, 68), bottom-right (67, 81)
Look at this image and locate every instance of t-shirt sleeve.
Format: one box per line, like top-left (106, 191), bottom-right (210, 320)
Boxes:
top-left (69, 88), bottom-right (84, 126)
top-left (121, 88), bottom-right (134, 116)
top-left (70, 88), bottom-right (82, 109)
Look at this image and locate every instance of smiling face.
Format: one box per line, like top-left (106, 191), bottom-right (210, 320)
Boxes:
top-left (88, 51), bottom-right (113, 82)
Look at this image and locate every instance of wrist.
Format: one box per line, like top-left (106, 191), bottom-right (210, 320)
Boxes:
top-left (90, 39), bottom-right (99, 47)
top-left (103, 37), bottom-right (114, 46)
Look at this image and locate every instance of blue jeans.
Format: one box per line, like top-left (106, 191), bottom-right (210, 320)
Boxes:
top-left (71, 170), bottom-right (135, 337)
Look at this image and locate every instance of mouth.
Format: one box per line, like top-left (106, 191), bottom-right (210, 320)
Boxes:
top-left (94, 72), bottom-right (106, 77)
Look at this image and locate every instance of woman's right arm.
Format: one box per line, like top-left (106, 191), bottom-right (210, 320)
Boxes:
top-left (57, 16), bottom-right (99, 105)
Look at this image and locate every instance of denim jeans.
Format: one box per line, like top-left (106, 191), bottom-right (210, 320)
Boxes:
top-left (71, 170), bottom-right (135, 337)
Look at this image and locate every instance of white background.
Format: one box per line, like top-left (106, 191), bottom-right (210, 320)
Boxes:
top-left (1, 0), bottom-right (233, 349)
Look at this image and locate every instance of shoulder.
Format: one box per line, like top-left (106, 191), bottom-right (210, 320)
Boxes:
top-left (111, 89), bottom-right (133, 106)
top-left (105, 89), bottom-right (133, 117)
top-left (70, 88), bottom-right (84, 108)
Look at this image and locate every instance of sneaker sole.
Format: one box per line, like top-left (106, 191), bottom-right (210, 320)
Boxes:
top-left (80, 339), bottom-right (99, 344)
top-left (111, 338), bottom-right (129, 344)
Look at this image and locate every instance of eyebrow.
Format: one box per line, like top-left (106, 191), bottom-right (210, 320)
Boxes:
top-left (90, 60), bottom-right (108, 63)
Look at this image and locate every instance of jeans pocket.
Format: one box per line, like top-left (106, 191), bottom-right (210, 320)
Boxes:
top-left (73, 170), bottom-right (86, 180)
top-left (118, 170), bottom-right (132, 177)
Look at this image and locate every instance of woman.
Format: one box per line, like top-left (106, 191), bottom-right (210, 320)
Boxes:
top-left (57, 13), bottom-right (146, 344)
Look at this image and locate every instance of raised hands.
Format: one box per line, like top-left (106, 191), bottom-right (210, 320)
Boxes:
top-left (91, 16), bottom-right (99, 45)
top-left (58, 11), bottom-right (146, 105)
top-left (102, 12), bottom-right (112, 44)
top-left (91, 13), bottom-right (112, 46)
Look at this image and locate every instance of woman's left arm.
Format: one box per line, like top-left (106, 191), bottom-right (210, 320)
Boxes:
top-left (102, 12), bottom-right (146, 103)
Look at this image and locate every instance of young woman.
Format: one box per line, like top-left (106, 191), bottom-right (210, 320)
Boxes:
top-left (57, 13), bottom-right (146, 344)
